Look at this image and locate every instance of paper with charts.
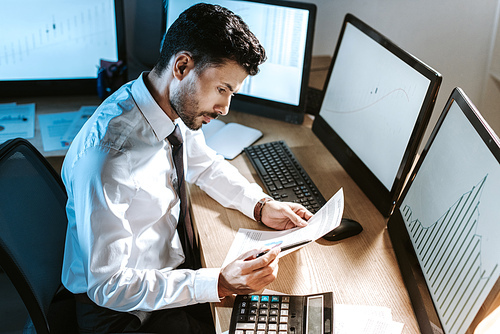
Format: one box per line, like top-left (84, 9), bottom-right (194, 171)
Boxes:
top-left (222, 188), bottom-right (344, 267)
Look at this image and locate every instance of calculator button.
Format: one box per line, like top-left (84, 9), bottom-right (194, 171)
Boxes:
top-left (251, 295), bottom-right (260, 302)
top-left (257, 331), bottom-right (266, 334)
top-left (282, 297), bottom-right (290, 302)
top-left (269, 316), bottom-right (278, 323)
top-left (250, 302), bottom-right (258, 308)
top-left (270, 303), bottom-right (280, 309)
top-left (279, 323), bottom-right (288, 331)
top-left (280, 316), bottom-right (288, 323)
top-left (268, 324), bottom-right (278, 331)
top-left (257, 324), bottom-right (266, 330)
top-left (261, 296), bottom-right (270, 302)
top-left (235, 330), bottom-right (244, 334)
top-left (258, 316), bottom-right (267, 322)
top-left (260, 302), bottom-right (269, 308)
top-left (269, 309), bottom-right (279, 316)
top-left (280, 310), bottom-right (288, 316)
top-left (236, 323), bottom-right (255, 330)
top-left (281, 303), bottom-right (289, 309)
top-left (271, 296), bottom-right (280, 302)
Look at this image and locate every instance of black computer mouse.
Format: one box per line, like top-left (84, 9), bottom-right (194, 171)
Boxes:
top-left (322, 218), bottom-right (363, 241)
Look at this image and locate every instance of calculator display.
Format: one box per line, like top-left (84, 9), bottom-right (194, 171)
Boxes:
top-left (306, 295), bottom-right (324, 334)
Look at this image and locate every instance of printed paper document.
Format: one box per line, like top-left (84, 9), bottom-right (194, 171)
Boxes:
top-left (222, 188), bottom-right (344, 266)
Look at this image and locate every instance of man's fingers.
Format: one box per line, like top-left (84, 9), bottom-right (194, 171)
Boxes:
top-left (282, 204), bottom-right (309, 228)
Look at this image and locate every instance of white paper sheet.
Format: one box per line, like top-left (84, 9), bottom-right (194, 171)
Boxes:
top-left (38, 111), bottom-right (80, 152)
top-left (222, 188), bottom-right (344, 266)
top-left (38, 106), bottom-right (96, 152)
top-left (335, 304), bottom-right (404, 334)
top-left (0, 103), bottom-right (35, 143)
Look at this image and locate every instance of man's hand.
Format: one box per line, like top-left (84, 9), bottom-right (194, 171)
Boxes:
top-left (261, 201), bottom-right (313, 230)
top-left (218, 247), bottom-right (280, 298)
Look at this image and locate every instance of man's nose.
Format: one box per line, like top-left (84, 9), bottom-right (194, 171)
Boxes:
top-left (215, 95), bottom-right (232, 115)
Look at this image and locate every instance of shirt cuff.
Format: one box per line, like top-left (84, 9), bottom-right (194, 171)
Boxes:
top-left (194, 268), bottom-right (222, 303)
top-left (240, 183), bottom-right (270, 219)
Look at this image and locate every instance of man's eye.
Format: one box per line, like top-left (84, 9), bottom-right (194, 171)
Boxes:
top-left (218, 87), bottom-right (226, 94)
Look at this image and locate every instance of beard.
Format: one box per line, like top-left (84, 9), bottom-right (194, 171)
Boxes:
top-left (169, 78), bottom-right (219, 131)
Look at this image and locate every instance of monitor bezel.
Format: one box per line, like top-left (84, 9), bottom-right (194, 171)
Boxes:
top-left (311, 13), bottom-right (441, 217)
top-left (164, 0), bottom-right (317, 125)
top-left (387, 87), bottom-right (500, 334)
top-left (0, 0), bottom-right (126, 98)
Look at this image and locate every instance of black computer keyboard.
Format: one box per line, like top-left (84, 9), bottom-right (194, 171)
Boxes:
top-left (244, 140), bottom-right (326, 214)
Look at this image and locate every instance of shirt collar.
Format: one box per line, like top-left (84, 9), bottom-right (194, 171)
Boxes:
top-left (131, 72), bottom-right (175, 141)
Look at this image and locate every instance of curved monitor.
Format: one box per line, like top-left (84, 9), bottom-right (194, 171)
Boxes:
top-left (312, 14), bottom-right (441, 216)
top-left (0, 0), bottom-right (126, 97)
top-left (388, 88), bottom-right (500, 333)
top-left (165, 0), bottom-right (316, 124)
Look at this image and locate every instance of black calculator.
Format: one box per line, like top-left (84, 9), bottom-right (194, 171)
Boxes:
top-left (229, 292), bottom-right (334, 334)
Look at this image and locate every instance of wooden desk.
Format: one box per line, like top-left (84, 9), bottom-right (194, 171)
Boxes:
top-left (189, 110), bottom-right (421, 333)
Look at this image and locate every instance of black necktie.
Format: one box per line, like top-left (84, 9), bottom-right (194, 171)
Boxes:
top-left (167, 124), bottom-right (200, 269)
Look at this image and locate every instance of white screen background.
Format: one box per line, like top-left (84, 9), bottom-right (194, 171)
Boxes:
top-left (319, 23), bottom-right (430, 190)
top-left (0, 0), bottom-right (118, 80)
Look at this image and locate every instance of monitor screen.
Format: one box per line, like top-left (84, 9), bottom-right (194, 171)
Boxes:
top-left (388, 88), bottom-right (500, 334)
top-left (0, 0), bottom-right (125, 97)
top-left (165, 0), bottom-right (316, 124)
top-left (312, 14), bottom-right (441, 216)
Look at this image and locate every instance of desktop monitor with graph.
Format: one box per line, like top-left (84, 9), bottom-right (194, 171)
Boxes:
top-left (0, 0), bottom-right (125, 97)
top-left (388, 88), bottom-right (500, 334)
top-left (312, 14), bottom-right (441, 217)
top-left (165, 0), bottom-right (316, 124)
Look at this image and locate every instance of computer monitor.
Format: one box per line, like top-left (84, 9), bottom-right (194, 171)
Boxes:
top-left (387, 88), bottom-right (500, 334)
top-left (165, 0), bottom-right (316, 124)
top-left (0, 0), bottom-right (126, 97)
top-left (312, 14), bottom-right (441, 217)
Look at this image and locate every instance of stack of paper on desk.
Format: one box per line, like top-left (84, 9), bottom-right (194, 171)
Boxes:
top-left (201, 119), bottom-right (262, 160)
top-left (222, 188), bottom-right (344, 267)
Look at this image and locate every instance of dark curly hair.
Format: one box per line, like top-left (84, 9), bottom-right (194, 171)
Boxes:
top-left (154, 3), bottom-right (266, 76)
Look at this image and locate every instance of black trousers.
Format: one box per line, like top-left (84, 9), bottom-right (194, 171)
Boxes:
top-left (75, 294), bottom-right (216, 334)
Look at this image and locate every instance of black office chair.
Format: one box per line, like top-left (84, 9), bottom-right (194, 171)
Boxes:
top-left (0, 138), bottom-right (77, 333)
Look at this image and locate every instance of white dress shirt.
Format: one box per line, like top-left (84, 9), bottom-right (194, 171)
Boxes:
top-left (61, 72), bottom-right (268, 312)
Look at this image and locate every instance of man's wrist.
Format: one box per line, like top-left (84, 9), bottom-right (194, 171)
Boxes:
top-left (254, 197), bottom-right (274, 223)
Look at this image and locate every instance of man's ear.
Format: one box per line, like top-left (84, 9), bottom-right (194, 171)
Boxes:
top-left (172, 52), bottom-right (195, 80)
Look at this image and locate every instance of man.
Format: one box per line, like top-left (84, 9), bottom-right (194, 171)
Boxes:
top-left (61, 3), bottom-right (312, 333)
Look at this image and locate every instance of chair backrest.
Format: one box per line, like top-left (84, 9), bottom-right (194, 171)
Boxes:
top-left (0, 138), bottom-right (69, 334)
